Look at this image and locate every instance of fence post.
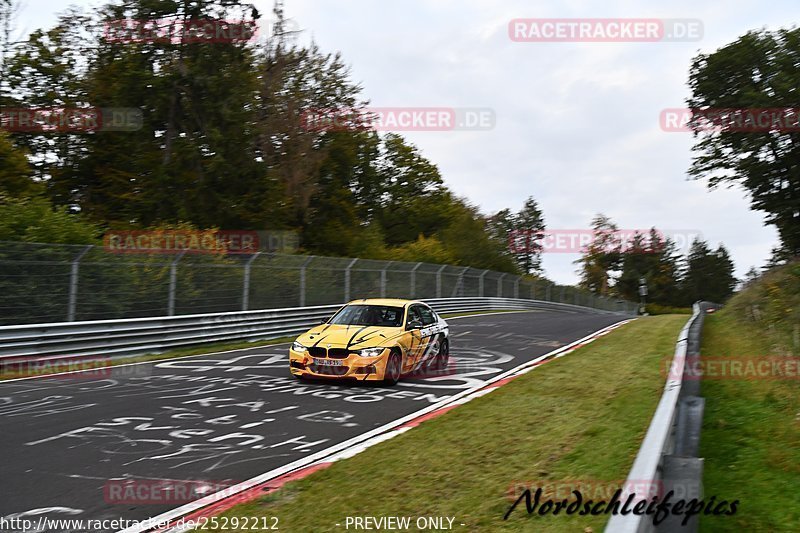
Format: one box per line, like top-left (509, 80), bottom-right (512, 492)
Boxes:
top-left (299, 256), bottom-right (314, 307)
top-left (453, 266), bottom-right (469, 297)
top-left (436, 265), bottom-right (447, 298)
top-left (242, 252), bottom-right (261, 311)
top-left (410, 262), bottom-right (422, 299)
top-left (560, 286), bottom-right (565, 303)
top-left (167, 251), bottom-right (186, 316)
top-left (380, 261), bottom-right (394, 298)
top-left (66, 245), bottom-right (92, 322)
top-left (497, 273), bottom-right (506, 298)
top-left (514, 277), bottom-right (520, 299)
top-left (344, 258), bottom-right (358, 302)
top-left (530, 280), bottom-right (536, 300)
top-left (479, 269), bottom-right (489, 297)
top-left (546, 282), bottom-right (551, 301)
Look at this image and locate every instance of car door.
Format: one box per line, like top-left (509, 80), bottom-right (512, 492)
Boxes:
top-left (403, 305), bottom-right (425, 371)
top-left (416, 304), bottom-right (439, 367)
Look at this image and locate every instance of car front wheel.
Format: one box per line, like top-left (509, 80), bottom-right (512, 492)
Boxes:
top-left (383, 349), bottom-right (402, 386)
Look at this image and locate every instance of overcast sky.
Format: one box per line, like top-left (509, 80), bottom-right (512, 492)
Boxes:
top-left (11, 0), bottom-right (797, 283)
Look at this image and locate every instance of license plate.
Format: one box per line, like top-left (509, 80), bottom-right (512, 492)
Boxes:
top-left (313, 358), bottom-right (343, 367)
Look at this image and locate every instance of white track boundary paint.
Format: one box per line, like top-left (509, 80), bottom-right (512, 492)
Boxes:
top-left (118, 318), bottom-right (635, 533)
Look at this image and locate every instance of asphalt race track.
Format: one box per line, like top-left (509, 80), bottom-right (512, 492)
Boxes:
top-left (0, 309), bottom-right (625, 532)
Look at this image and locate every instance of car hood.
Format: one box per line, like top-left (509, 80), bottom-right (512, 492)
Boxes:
top-left (296, 323), bottom-right (402, 349)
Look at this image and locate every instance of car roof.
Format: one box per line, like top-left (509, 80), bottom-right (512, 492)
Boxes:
top-left (345, 298), bottom-right (425, 308)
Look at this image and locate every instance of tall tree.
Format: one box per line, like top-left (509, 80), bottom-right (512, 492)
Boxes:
top-left (0, 0), bottom-right (21, 103)
top-left (373, 133), bottom-right (449, 245)
top-left (682, 239), bottom-right (737, 303)
top-left (616, 229), bottom-right (682, 306)
top-left (0, 130), bottom-right (39, 197)
top-left (575, 214), bottom-right (621, 295)
top-left (514, 197), bottom-right (545, 274)
top-left (3, 8), bottom-right (95, 202)
top-left (488, 198), bottom-right (545, 275)
top-left (687, 29), bottom-right (800, 257)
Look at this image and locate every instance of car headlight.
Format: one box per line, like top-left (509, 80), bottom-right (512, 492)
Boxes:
top-left (357, 347), bottom-right (385, 357)
top-left (291, 341), bottom-right (308, 353)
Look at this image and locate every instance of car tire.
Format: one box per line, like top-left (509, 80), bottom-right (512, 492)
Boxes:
top-left (434, 337), bottom-right (450, 370)
top-left (383, 349), bottom-right (402, 386)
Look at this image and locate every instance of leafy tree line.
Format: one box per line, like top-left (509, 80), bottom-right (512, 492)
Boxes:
top-left (575, 214), bottom-right (737, 306)
top-left (687, 28), bottom-right (800, 263)
top-left (4, 0), bottom-right (781, 303)
top-left (0, 0), bottom-right (548, 275)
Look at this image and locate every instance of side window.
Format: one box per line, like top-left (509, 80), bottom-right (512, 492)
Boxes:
top-left (406, 306), bottom-right (422, 327)
top-left (419, 305), bottom-right (436, 326)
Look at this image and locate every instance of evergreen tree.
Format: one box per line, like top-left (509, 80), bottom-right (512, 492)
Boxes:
top-left (682, 239), bottom-right (737, 303)
top-left (575, 214), bottom-right (621, 295)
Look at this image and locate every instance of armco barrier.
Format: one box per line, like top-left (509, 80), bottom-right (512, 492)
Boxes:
top-left (604, 302), bottom-right (710, 533)
top-left (0, 297), bottom-right (630, 364)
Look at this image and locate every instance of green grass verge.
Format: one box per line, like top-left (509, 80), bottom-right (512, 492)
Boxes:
top-left (196, 315), bottom-right (687, 532)
top-left (645, 303), bottom-right (693, 315)
top-left (699, 311), bottom-right (800, 532)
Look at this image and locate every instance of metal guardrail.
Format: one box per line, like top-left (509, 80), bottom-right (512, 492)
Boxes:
top-left (605, 302), bottom-right (708, 533)
top-left (0, 297), bottom-right (630, 364)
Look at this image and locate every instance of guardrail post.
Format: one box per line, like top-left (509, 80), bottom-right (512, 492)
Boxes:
top-left (479, 269), bottom-right (489, 297)
top-left (497, 273), bottom-right (506, 297)
top-left (242, 252), bottom-right (261, 311)
top-left (66, 245), bottom-right (93, 322)
top-left (167, 251), bottom-right (186, 316)
top-left (410, 262), bottom-right (422, 298)
top-left (435, 265), bottom-right (446, 298)
top-left (380, 261), bottom-right (393, 298)
top-left (344, 258), bottom-right (358, 302)
top-left (299, 256), bottom-right (314, 307)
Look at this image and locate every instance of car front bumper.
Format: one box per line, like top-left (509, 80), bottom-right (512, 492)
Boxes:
top-left (289, 348), bottom-right (390, 381)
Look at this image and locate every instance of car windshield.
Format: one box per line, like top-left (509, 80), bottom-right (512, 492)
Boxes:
top-left (328, 305), bottom-right (404, 327)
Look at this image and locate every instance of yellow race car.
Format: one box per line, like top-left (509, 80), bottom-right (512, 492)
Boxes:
top-left (289, 299), bottom-right (450, 385)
